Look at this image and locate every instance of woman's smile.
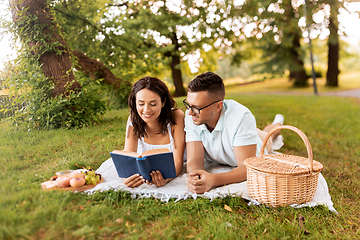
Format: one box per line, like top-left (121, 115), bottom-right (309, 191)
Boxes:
top-left (142, 113), bottom-right (154, 119)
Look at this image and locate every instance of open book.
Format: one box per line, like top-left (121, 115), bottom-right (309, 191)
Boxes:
top-left (110, 148), bottom-right (177, 182)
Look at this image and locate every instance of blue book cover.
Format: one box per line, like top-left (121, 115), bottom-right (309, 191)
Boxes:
top-left (110, 149), bottom-right (177, 182)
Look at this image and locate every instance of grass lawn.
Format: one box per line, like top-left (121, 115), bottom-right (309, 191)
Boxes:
top-left (224, 70), bottom-right (360, 94)
top-left (1, 80), bottom-right (360, 239)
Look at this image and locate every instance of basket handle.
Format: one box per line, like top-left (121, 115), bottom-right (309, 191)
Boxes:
top-left (259, 125), bottom-right (314, 173)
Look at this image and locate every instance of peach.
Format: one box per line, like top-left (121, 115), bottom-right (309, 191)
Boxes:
top-left (70, 177), bottom-right (86, 188)
top-left (56, 177), bottom-right (71, 188)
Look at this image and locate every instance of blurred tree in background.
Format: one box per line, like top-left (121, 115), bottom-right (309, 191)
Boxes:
top-left (231, 0), bottom-right (309, 86)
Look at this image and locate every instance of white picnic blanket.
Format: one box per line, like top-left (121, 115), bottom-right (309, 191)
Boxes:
top-left (85, 157), bottom-right (337, 214)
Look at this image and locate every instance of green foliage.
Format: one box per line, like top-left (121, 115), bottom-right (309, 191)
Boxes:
top-left (234, 0), bottom-right (305, 76)
top-left (302, 38), bottom-right (356, 75)
top-left (2, 57), bottom-right (106, 129)
top-left (13, 5), bottom-right (65, 59)
top-left (53, 0), bottom-right (239, 87)
top-left (304, 64), bottom-right (323, 79)
top-left (0, 63), bottom-right (13, 90)
top-left (0, 2), bottom-right (111, 129)
top-left (216, 56), bottom-right (252, 80)
top-left (179, 48), bottom-right (220, 86)
top-left (54, 0), bottom-right (165, 82)
top-left (97, 78), bottom-right (132, 110)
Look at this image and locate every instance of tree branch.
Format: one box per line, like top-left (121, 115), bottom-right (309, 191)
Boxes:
top-left (54, 7), bottom-right (135, 54)
top-left (73, 50), bottom-right (131, 89)
top-left (106, 3), bottom-right (128, 8)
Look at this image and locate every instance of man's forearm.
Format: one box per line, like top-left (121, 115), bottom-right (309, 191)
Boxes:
top-left (211, 165), bottom-right (247, 187)
top-left (186, 141), bottom-right (206, 174)
top-left (187, 158), bottom-right (205, 174)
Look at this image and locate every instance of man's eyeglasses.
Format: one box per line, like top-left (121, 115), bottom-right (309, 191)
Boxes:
top-left (183, 99), bottom-right (222, 115)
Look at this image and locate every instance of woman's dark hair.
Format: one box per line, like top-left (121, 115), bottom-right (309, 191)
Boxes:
top-left (187, 72), bottom-right (225, 100)
top-left (128, 76), bottom-right (176, 139)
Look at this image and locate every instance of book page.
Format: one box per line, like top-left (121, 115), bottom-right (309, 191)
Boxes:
top-left (140, 148), bottom-right (170, 157)
top-left (112, 150), bottom-right (140, 158)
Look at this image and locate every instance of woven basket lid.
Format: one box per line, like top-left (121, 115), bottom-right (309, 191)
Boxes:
top-left (244, 154), bottom-right (323, 175)
top-left (244, 125), bottom-right (323, 175)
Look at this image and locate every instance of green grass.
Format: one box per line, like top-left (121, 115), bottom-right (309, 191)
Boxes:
top-left (1, 83), bottom-right (360, 239)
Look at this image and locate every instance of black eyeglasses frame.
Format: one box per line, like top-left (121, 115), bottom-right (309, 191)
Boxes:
top-left (183, 99), bottom-right (222, 115)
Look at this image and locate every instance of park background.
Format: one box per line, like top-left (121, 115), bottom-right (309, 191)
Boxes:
top-left (1, 0), bottom-right (360, 239)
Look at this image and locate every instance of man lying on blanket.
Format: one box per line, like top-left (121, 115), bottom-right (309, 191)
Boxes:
top-left (183, 72), bottom-right (284, 194)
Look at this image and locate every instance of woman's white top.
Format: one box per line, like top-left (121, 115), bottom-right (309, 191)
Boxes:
top-left (129, 121), bottom-right (174, 154)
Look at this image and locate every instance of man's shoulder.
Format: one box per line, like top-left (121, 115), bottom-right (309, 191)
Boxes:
top-left (222, 99), bottom-right (256, 129)
top-left (223, 99), bottom-right (252, 115)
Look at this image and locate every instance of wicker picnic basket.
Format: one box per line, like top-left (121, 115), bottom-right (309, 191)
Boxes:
top-left (244, 125), bottom-right (323, 207)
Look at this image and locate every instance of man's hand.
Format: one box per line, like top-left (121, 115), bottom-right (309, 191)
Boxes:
top-left (148, 170), bottom-right (170, 187)
top-left (186, 170), bottom-right (215, 194)
top-left (123, 174), bottom-right (145, 188)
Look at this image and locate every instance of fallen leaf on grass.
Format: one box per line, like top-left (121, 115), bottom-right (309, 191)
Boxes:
top-left (262, 228), bottom-right (267, 234)
top-left (224, 204), bottom-right (233, 212)
top-left (225, 222), bottom-right (233, 228)
top-left (116, 218), bottom-right (124, 224)
top-left (125, 221), bottom-right (135, 228)
top-left (103, 125), bottom-right (113, 131)
top-left (298, 214), bottom-right (310, 235)
top-left (298, 215), bottom-right (304, 227)
top-left (238, 210), bottom-right (246, 214)
top-left (72, 225), bottom-right (94, 236)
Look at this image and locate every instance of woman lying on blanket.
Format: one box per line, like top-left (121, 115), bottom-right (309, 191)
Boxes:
top-left (114, 76), bottom-right (185, 188)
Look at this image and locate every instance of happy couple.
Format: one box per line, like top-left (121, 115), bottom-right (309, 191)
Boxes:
top-left (101, 72), bottom-right (284, 194)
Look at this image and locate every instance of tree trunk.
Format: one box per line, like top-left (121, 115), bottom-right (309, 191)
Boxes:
top-left (326, 1), bottom-right (339, 87)
top-left (285, 0), bottom-right (308, 87)
top-left (289, 33), bottom-right (308, 87)
top-left (169, 33), bottom-right (185, 97)
top-left (170, 53), bottom-right (186, 97)
top-left (73, 51), bottom-right (131, 89)
top-left (9, 0), bottom-right (81, 97)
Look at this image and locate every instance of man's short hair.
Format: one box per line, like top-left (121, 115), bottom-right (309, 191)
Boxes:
top-left (187, 72), bottom-right (225, 99)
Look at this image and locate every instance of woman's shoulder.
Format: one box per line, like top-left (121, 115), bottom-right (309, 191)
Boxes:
top-left (170, 109), bottom-right (185, 135)
top-left (126, 115), bottom-right (133, 127)
top-left (172, 108), bottom-right (185, 119)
